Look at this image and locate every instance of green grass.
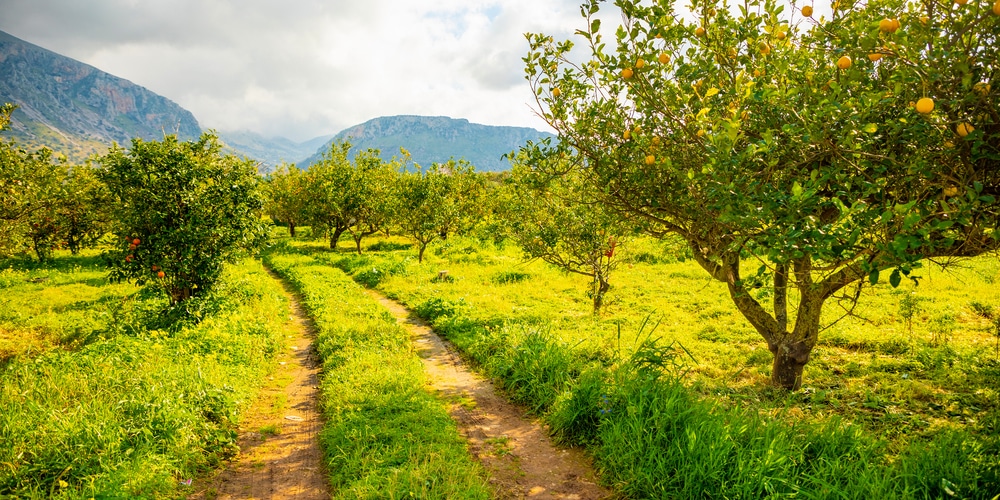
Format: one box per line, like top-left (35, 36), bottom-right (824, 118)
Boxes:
top-left (262, 243), bottom-right (491, 499)
top-left (287, 233), bottom-right (1000, 499)
top-left (0, 253), bottom-right (289, 498)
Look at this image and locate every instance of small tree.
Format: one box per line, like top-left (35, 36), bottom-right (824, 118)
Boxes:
top-left (303, 141), bottom-right (358, 249)
top-left (55, 165), bottom-right (111, 255)
top-left (346, 149), bottom-right (400, 254)
top-left (507, 157), bottom-right (630, 312)
top-left (525, 0), bottom-right (999, 389)
top-left (99, 133), bottom-right (268, 304)
top-left (265, 162), bottom-right (308, 238)
top-left (396, 161), bottom-right (482, 262)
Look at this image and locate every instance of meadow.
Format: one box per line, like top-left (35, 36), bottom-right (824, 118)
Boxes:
top-left (0, 251), bottom-right (290, 497)
top-left (292, 231), bottom-right (1000, 499)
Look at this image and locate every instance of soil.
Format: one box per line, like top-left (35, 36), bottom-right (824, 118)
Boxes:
top-left (188, 270), bottom-right (329, 500)
top-left (369, 290), bottom-right (613, 500)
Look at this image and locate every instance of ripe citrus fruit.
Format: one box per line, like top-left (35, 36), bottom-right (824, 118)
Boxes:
top-left (994, 0), bottom-right (1000, 15)
top-left (695, 26), bottom-right (706, 37)
top-left (552, 87), bottom-right (561, 97)
top-left (837, 55), bottom-right (852, 69)
top-left (956, 123), bottom-right (974, 136)
top-left (915, 97), bottom-right (934, 114)
top-left (775, 30), bottom-right (787, 40)
top-left (622, 68), bottom-right (634, 79)
top-left (658, 53), bottom-right (670, 64)
top-left (868, 53), bottom-right (882, 61)
top-left (879, 18), bottom-right (900, 33)
top-left (645, 155), bottom-right (656, 165)
top-left (954, 0), bottom-right (968, 5)
top-left (759, 42), bottom-right (772, 55)
top-left (157, 271), bottom-right (165, 278)
top-left (132, 238), bottom-right (141, 245)
top-left (802, 5), bottom-right (814, 16)
top-left (623, 129), bottom-right (632, 140)
top-left (635, 58), bottom-right (646, 69)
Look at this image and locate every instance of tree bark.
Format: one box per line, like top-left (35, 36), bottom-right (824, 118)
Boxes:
top-left (288, 222), bottom-right (296, 238)
top-left (592, 277), bottom-right (610, 313)
top-left (330, 226), bottom-right (345, 250)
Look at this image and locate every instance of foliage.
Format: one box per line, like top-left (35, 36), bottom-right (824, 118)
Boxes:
top-left (98, 132), bottom-right (268, 304)
top-left (345, 148), bottom-right (401, 254)
top-left (396, 160), bottom-right (485, 262)
top-left (264, 162), bottom-right (309, 238)
top-left (506, 157), bottom-right (632, 312)
top-left (523, 0), bottom-right (1000, 389)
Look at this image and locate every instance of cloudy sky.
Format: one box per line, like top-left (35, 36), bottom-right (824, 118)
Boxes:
top-left (0, 0), bottom-right (592, 142)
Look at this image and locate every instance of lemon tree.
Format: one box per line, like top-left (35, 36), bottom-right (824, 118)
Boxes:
top-left (524, 0), bottom-right (999, 389)
top-left (265, 162), bottom-right (308, 238)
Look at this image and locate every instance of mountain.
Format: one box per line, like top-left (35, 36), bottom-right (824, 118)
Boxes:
top-left (298, 115), bottom-right (555, 172)
top-left (215, 130), bottom-right (333, 174)
top-left (0, 30), bottom-right (201, 162)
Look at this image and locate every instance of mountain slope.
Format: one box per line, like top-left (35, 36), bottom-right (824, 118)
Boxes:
top-left (298, 115), bottom-right (554, 172)
top-left (216, 130), bottom-right (333, 174)
top-left (0, 30), bottom-right (201, 161)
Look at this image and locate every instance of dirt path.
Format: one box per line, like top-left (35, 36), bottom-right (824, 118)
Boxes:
top-left (369, 291), bottom-right (612, 500)
top-left (189, 271), bottom-right (329, 500)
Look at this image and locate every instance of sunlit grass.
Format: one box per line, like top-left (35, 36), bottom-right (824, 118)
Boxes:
top-left (286, 232), bottom-right (1000, 498)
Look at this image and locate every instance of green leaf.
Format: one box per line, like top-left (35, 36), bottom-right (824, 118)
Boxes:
top-left (863, 123), bottom-right (878, 134)
top-left (889, 269), bottom-right (901, 288)
top-left (869, 269), bottom-right (879, 285)
top-left (591, 19), bottom-right (601, 34)
top-left (791, 181), bottom-right (803, 198)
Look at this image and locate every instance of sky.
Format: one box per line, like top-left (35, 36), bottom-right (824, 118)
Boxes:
top-left (0, 0), bottom-right (592, 142)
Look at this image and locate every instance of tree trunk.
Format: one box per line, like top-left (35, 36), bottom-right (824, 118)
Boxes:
top-left (592, 277), bottom-right (610, 313)
top-left (330, 227), bottom-right (345, 250)
top-left (769, 340), bottom-right (811, 390)
top-left (354, 234), bottom-right (363, 254)
top-left (418, 243), bottom-right (427, 262)
top-left (288, 222), bottom-right (296, 238)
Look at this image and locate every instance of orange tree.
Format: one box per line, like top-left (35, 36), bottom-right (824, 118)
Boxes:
top-left (345, 148), bottom-right (401, 254)
top-left (525, 0), bottom-right (999, 389)
top-left (99, 133), bottom-right (268, 304)
top-left (302, 141), bottom-right (360, 249)
top-left (265, 162), bottom-right (308, 238)
top-left (506, 155), bottom-right (631, 312)
top-left (396, 160), bottom-right (483, 262)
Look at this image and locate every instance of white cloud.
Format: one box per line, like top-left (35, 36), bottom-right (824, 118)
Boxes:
top-left (0, 0), bottom-right (587, 141)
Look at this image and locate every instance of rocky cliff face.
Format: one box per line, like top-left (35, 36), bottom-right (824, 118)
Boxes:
top-left (0, 30), bottom-right (201, 161)
top-left (299, 115), bottom-right (555, 172)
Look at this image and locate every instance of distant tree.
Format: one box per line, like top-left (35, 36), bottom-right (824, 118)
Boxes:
top-left (346, 149), bottom-right (400, 254)
top-left (507, 157), bottom-right (630, 312)
top-left (55, 165), bottom-right (111, 255)
top-left (0, 103), bottom-right (65, 258)
top-left (525, 0), bottom-right (999, 389)
top-left (303, 141), bottom-right (358, 249)
top-left (265, 163), bottom-right (308, 238)
top-left (99, 133), bottom-right (268, 304)
top-left (396, 161), bottom-right (482, 262)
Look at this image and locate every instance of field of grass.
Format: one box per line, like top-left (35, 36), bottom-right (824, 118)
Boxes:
top-left (0, 251), bottom-right (289, 497)
top-left (290, 231), bottom-right (1000, 498)
top-left (262, 242), bottom-right (492, 499)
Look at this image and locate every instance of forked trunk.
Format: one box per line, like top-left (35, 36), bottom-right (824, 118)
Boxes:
top-left (592, 277), bottom-right (610, 313)
top-left (354, 235), bottom-right (363, 254)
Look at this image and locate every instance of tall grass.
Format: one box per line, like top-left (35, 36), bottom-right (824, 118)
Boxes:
top-left (0, 257), bottom-right (288, 498)
top-left (262, 244), bottom-right (491, 499)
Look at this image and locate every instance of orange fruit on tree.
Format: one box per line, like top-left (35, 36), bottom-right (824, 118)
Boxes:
top-left (879, 18), bottom-right (900, 33)
top-left (552, 87), bottom-right (561, 97)
top-left (837, 55), bottom-right (852, 69)
top-left (868, 53), bottom-right (882, 61)
top-left (802, 5), bottom-right (814, 16)
top-left (696, 129), bottom-right (707, 137)
top-left (695, 26), bottom-right (706, 37)
top-left (157, 271), bottom-right (165, 278)
top-left (759, 42), bottom-right (772, 55)
top-left (623, 129), bottom-right (632, 140)
top-left (775, 30), bottom-right (787, 40)
top-left (622, 68), bottom-right (634, 79)
top-left (132, 238), bottom-right (141, 245)
top-left (954, 0), bottom-right (968, 5)
top-left (915, 97), bottom-right (934, 114)
top-left (126, 255), bottom-right (133, 263)
top-left (956, 123), bottom-right (974, 136)
top-left (635, 58), bottom-right (646, 69)
top-left (658, 53), bottom-right (670, 64)
top-left (645, 155), bottom-right (656, 165)
top-left (994, 0), bottom-right (1000, 15)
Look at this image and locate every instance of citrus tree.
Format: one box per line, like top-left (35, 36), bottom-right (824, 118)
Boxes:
top-left (507, 155), bottom-right (631, 312)
top-left (396, 160), bottom-right (483, 262)
top-left (265, 162), bottom-right (308, 238)
top-left (525, 0), bottom-right (999, 389)
top-left (345, 148), bottom-right (401, 254)
top-left (303, 141), bottom-right (360, 249)
top-left (99, 133), bottom-right (268, 304)
top-left (0, 103), bottom-right (66, 258)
